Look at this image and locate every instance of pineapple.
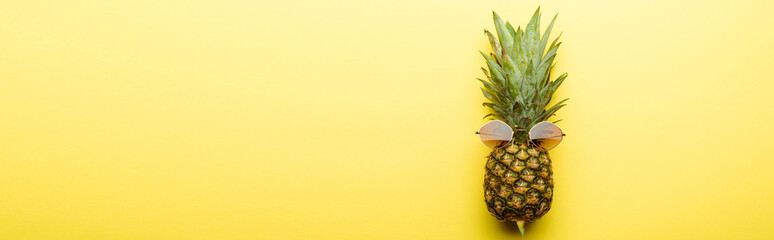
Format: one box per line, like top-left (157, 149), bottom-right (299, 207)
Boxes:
top-left (479, 7), bottom-right (567, 235)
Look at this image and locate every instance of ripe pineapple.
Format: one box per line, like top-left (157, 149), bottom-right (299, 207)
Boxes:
top-left (478, 7), bottom-right (567, 235)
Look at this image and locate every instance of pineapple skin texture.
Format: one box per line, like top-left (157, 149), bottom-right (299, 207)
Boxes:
top-left (484, 142), bottom-right (553, 222)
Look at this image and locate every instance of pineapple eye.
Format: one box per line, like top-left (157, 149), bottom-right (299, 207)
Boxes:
top-left (508, 195), bottom-right (525, 208)
top-left (516, 180), bottom-right (529, 187)
top-left (486, 158), bottom-right (497, 170)
top-left (534, 178), bottom-right (545, 185)
top-left (527, 190), bottom-right (540, 198)
top-left (488, 178), bottom-right (499, 189)
top-left (505, 170), bottom-right (516, 178)
top-left (521, 169), bottom-right (536, 182)
top-left (503, 170), bottom-right (518, 184)
top-left (527, 158), bottom-right (540, 169)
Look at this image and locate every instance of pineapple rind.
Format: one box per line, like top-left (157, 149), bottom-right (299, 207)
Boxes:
top-left (484, 142), bottom-right (553, 222)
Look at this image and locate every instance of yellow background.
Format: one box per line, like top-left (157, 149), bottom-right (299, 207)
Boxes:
top-left (2, 0), bottom-right (773, 239)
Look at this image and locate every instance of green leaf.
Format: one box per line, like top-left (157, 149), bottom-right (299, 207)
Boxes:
top-left (529, 6), bottom-right (541, 31)
top-left (539, 73), bottom-right (566, 107)
top-left (535, 45), bottom-right (558, 86)
top-left (506, 22), bottom-right (517, 45)
top-left (522, 60), bottom-right (536, 94)
top-left (549, 33), bottom-right (562, 49)
top-left (539, 14), bottom-right (558, 58)
top-left (484, 30), bottom-right (503, 63)
top-left (524, 7), bottom-right (542, 66)
top-left (519, 116), bottom-right (532, 130)
top-left (540, 42), bottom-right (561, 67)
top-left (477, 78), bottom-right (504, 97)
top-left (540, 98), bottom-right (569, 121)
top-left (480, 52), bottom-right (505, 85)
top-left (539, 64), bottom-right (555, 89)
top-left (513, 26), bottom-right (528, 73)
top-left (483, 102), bottom-right (508, 118)
top-left (501, 49), bottom-right (518, 78)
top-left (547, 98), bottom-right (569, 111)
top-left (493, 12), bottom-right (515, 56)
top-left (481, 88), bottom-right (501, 106)
top-left (549, 73), bottom-right (568, 95)
top-left (481, 67), bottom-right (491, 79)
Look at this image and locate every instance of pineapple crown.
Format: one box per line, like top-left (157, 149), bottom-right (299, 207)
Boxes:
top-left (479, 7), bottom-right (568, 142)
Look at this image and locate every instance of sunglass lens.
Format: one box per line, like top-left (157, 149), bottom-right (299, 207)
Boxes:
top-left (478, 120), bottom-right (513, 149)
top-left (529, 121), bottom-right (563, 150)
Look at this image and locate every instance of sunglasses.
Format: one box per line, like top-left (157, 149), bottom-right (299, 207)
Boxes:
top-left (476, 120), bottom-right (565, 151)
